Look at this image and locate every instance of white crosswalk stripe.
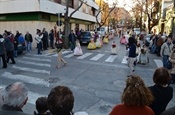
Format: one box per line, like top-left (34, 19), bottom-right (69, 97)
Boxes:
top-left (23, 57), bottom-right (51, 62)
top-left (18, 60), bottom-right (51, 67)
top-left (154, 59), bottom-right (163, 67)
top-left (105, 55), bottom-right (117, 62)
top-left (64, 53), bottom-right (74, 58)
top-left (77, 53), bottom-right (93, 59)
top-left (1, 72), bottom-right (49, 87)
top-left (12, 65), bottom-right (50, 74)
top-left (122, 56), bottom-right (128, 64)
top-left (90, 54), bottom-right (104, 61)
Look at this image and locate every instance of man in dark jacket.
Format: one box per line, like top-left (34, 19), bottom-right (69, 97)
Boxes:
top-left (4, 33), bottom-right (16, 64)
top-left (0, 34), bottom-right (7, 68)
top-left (69, 30), bottom-right (76, 52)
top-left (25, 31), bottom-right (33, 52)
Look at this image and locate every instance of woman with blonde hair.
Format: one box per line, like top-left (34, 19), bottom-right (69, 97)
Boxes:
top-left (109, 75), bottom-right (154, 115)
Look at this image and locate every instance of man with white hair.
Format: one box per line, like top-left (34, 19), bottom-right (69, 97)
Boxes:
top-left (0, 82), bottom-right (29, 115)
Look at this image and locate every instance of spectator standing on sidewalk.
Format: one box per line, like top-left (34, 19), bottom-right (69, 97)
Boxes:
top-left (149, 67), bottom-right (173, 115)
top-left (13, 34), bottom-right (18, 57)
top-left (4, 33), bottom-right (16, 64)
top-left (42, 28), bottom-right (48, 50)
top-left (109, 75), bottom-right (154, 115)
top-left (160, 38), bottom-right (173, 68)
top-left (0, 82), bottom-right (28, 115)
top-left (25, 31), bottom-right (33, 52)
top-left (34, 97), bottom-right (51, 115)
top-left (69, 30), bottom-right (76, 52)
top-left (47, 85), bottom-right (74, 115)
top-left (49, 29), bottom-right (55, 49)
top-left (0, 34), bottom-right (7, 68)
top-left (35, 29), bottom-right (43, 55)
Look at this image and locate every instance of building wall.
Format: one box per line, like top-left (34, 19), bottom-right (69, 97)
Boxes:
top-left (0, 20), bottom-right (62, 47)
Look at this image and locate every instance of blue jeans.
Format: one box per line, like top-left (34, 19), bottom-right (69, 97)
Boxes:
top-left (26, 42), bottom-right (32, 51)
top-left (13, 50), bottom-right (17, 57)
top-left (37, 42), bottom-right (41, 54)
top-left (163, 55), bottom-right (169, 68)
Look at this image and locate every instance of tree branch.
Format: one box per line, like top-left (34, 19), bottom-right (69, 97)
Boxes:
top-left (69, 0), bottom-right (86, 18)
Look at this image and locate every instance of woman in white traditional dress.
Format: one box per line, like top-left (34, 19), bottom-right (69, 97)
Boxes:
top-left (74, 40), bottom-right (83, 56)
top-left (96, 37), bottom-right (102, 48)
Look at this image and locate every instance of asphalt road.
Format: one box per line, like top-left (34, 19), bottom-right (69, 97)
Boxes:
top-left (0, 36), bottom-right (174, 115)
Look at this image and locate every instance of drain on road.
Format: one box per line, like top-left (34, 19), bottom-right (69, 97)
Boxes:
top-left (45, 78), bottom-right (61, 83)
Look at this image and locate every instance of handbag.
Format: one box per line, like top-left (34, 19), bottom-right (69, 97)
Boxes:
top-left (166, 60), bottom-right (172, 69)
top-left (55, 38), bottom-right (63, 49)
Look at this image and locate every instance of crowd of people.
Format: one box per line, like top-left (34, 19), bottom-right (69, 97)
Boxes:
top-left (0, 67), bottom-right (174, 115)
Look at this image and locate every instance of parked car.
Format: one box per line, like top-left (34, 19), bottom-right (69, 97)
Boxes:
top-left (80, 31), bottom-right (94, 44)
top-left (144, 34), bottom-right (152, 46)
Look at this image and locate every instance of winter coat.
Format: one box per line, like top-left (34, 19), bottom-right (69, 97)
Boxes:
top-left (4, 37), bottom-right (14, 51)
top-left (0, 37), bottom-right (6, 55)
top-left (160, 42), bottom-right (173, 56)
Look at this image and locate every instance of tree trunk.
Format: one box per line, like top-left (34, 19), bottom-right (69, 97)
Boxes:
top-left (64, 19), bottom-right (70, 49)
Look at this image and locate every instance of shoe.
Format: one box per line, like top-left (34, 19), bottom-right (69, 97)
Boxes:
top-left (56, 66), bottom-right (60, 68)
top-left (132, 69), bottom-right (135, 72)
top-left (10, 62), bottom-right (16, 64)
top-left (127, 75), bottom-right (131, 77)
top-left (63, 62), bottom-right (67, 66)
top-left (2, 66), bottom-right (7, 68)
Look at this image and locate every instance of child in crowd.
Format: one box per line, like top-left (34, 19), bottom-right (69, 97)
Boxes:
top-left (120, 35), bottom-right (127, 45)
top-left (34, 97), bottom-right (51, 115)
top-left (87, 38), bottom-right (96, 50)
top-left (111, 41), bottom-right (117, 55)
top-left (103, 34), bottom-right (109, 44)
top-left (74, 39), bottom-right (83, 56)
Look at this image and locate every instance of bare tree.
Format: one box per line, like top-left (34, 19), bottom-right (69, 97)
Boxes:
top-left (132, 0), bottom-right (161, 33)
top-left (63, 0), bottom-right (86, 49)
top-left (95, 0), bottom-right (116, 30)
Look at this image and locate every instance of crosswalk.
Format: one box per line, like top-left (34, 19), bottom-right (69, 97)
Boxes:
top-left (0, 53), bottom-right (51, 106)
top-left (0, 50), bottom-right (164, 108)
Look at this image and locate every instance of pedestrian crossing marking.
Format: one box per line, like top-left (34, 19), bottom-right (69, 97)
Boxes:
top-left (90, 54), bottom-right (105, 61)
top-left (52, 50), bottom-right (71, 57)
top-left (12, 65), bottom-right (50, 74)
top-left (105, 55), bottom-right (117, 62)
top-left (122, 56), bottom-right (128, 64)
top-left (18, 60), bottom-right (51, 67)
top-left (154, 59), bottom-right (163, 67)
top-left (23, 57), bottom-right (51, 62)
top-left (0, 85), bottom-right (46, 105)
top-left (64, 53), bottom-right (74, 58)
top-left (77, 53), bottom-right (93, 59)
top-left (1, 72), bottom-right (49, 87)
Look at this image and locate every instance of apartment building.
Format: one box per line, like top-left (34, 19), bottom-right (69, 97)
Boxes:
top-left (0, 0), bottom-right (100, 37)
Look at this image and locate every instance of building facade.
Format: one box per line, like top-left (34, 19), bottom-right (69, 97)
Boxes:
top-left (0, 0), bottom-right (100, 39)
